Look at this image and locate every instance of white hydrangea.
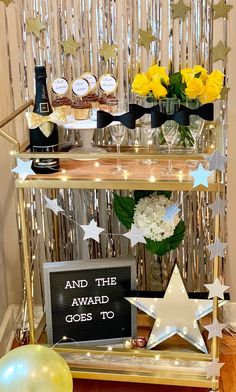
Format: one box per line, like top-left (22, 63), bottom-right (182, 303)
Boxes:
top-left (133, 195), bottom-right (180, 242)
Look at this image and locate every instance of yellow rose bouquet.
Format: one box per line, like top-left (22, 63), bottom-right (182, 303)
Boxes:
top-left (131, 65), bottom-right (223, 147)
top-left (132, 64), bottom-right (223, 104)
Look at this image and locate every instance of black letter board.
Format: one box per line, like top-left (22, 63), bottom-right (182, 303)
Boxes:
top-left (43, 258), bottom-right (136, 345)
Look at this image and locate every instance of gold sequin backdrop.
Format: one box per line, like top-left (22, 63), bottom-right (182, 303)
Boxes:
top-left (0, 0), bottom-right (228, 307)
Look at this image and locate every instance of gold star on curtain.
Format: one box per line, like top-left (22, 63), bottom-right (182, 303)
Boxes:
top-left (171, 0), bottom-right (191, 20)
top-left (26, 16), bottom-right (46, 38)
top-left (0, 0), bottom-right (12, 6)
top-left (213, 40), bottom-right (231, 62)
top-left (213, 0), bottom-right (233, 19)
top-left (138, 29), bottom-right (156, 50)
top-left (99, 42), bottom-right (117, 62)
top-left (220, 86), bottom-right (230, 100)
top-left (61, 37), bottom-right (80, 56)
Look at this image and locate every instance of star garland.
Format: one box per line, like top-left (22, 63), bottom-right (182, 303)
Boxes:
top-left (170, 0), bottom-right (191, 20)
top-left (212, 40), bottom-right (231, 62)
top-left (212, 0), bottom-right (233, 19)
top-left (61, 37), bottom-right (80, 56)
top-left (99, 42), bottom-right (117, 62)
top-left (138, 28), bottom-right (156, 50)
top-left (0, 0), bottom-right (12, 5)
top-left (26, 16), bottom-right (46, 38)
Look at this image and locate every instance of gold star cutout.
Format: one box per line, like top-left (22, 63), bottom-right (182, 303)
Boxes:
top-left (213, 0), bottom-right (233, 19)
top-left (220, 86), bottom-right (230, 100)
top-left (99, 42), bottom-right (117, 63)
top-left (138, 29), bottom-right (156, 50)
top-left (171, 0), bottom-right (191, 20)
top-left (61, 37), bottom-right (80, 56)
top-left (0, 0), bottom-right (12, 5)
top-left (212, 40), bottom-right (231, 62)
top-left (26, 16), bottom-right (46, 38)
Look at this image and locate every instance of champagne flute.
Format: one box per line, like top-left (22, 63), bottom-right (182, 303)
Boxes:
top-left (161, 121), bottom-right (179, 174)
top-left (159, 98), bottom-right (180, 173)
top-left (141, 113), bottom-right (159, 165)
top-left (110, 124), bottom-right (126, 173)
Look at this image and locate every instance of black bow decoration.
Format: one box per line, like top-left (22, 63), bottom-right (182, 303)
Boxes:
top-left (97, 110), bottom-right (136, 129)
top-left (151, 108), bottom-right (190, 128)
top-left (128, 103), bottom-right (159, 119)
top-left (186, 103), bottom-right (214, 121)
top-left (129, 102), bottom-right (214, 128)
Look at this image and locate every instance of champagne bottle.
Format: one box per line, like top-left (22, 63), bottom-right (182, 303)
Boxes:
top-left (30, 65), bottom-right (60, 173)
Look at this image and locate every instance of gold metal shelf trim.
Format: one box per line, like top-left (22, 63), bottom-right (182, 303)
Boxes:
top-left (15, 178), bottom-right (225, 192)
top-left (16, 151), bottom-right (208, 160)
top-left (69, 367), bottom-right (216, 388)
top-left (54, 347), bottom-right (217, 388)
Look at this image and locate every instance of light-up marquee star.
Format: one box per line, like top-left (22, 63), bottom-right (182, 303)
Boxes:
top-left (126, 264), bottom-right (218, 353)
top-left (190, 163), bottom-right (212, 188)
top-left (11, 158), bottom-right (36, 180)
top-left (80, 219), bottom-right (105, 243)
top-left (123, 224), bottom-right (147, 247)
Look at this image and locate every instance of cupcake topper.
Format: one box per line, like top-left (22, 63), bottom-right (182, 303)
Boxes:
top-left (82, 72), bottom-right (97, 91)
top-left (72, 78), bottom-right (90, 99)
top-left (99, 74), bottom-right (117, 95)
top-left (51, 77), bottom-right (69, 97)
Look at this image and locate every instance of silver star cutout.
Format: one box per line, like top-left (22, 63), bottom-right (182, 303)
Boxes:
top-left (123, 224), bottom-right (147, 247)
top-left (205, 278), bottom-right (229, 299)
top-left (126, 264), bottom-right (217, 353)
top-left (205, 150), bottom-right (227, 172)
top-left (206, 359), bottom-right (224, 378)
top-left (11, 158), bottom-right (36, 180)
top-left (44, 197), bottom-right (64, 216)
top-left (207, 238), bottom-right (227, 259)
top-left (80, 219), bottom-right (105, 243)
top-left (163, 204), bottom-right (181, 222)
top-left (208, 196), bottom-right (227, 218)
top-left (205, 318), bottom-right (227, 339)
top-left (190, 163), bottom-right (212, 188)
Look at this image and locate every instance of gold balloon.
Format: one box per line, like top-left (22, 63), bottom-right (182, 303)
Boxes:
top-left (0, 345), bottom-right (73, 392)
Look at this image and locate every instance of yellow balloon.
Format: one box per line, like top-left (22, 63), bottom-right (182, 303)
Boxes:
top-left (0, 344), bottom-right (73, 392)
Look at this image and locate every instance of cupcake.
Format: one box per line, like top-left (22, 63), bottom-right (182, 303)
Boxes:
top-left (71, 100), bottom-right (92, 120)
top-left (98, 94), bottom-right (118, 112)
top-left (52, 97), bottom-right (72, 116)
top-left (82, 93), bottom-right (99, 108)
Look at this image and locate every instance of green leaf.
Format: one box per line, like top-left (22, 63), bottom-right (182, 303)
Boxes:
top-left (195, 72), bottom-right (201, 78)
top-left (145, 237), bottom-right (171, 256)
top-left (169, 72), bottom-right (182, 85)
top-left (113, 194), bottom-right (135, 229)
top-left (144, 220), bottom-right (185, 256)
top-left (169, 220), bottom-right (186, 250)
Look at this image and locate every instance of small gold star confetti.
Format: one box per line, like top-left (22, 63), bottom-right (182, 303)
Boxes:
top-left (99, 42), bottom-right (117, 63)
top-left (26, 16), bottom-right (46, 38)
top-left (212, 40), bottom-right (231, 62)
top-left (213, 0), bottom-right (233, 19)
top-left (220, 86), bottom-right (230, 100)
top-left (61, 37), bottom-right (80, 56)
top-left (138, 29), bottom-right (156, 50)
top-left (0, 0), bottom-right (12, 5)
top-left (171, 0), bottom-right (191, 20)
